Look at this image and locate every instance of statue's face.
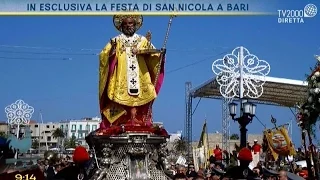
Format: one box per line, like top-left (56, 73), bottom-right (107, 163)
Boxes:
top-left (121, 17), bottom-right (136, 36)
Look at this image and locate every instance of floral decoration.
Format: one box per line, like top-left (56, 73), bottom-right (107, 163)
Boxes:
top-left (298, 58), bottom-right (320, 132)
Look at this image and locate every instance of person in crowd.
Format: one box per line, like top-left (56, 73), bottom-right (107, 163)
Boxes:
top-left (278, 170), bottom-right (288, 180)
top-left (53, 146), bottom-right (91, 180)
top-left (174, 173), bottom-right (188, 180)
top-left (186, 164), bottom-right (197, 178)
top-left (252, 139), bottom-right (262, 154)
top-left (247, 141), bottom-right (252, 150)
top-left (224, 147), bottom-right (255, 179)
top-left (298, 169), bottom-right (308, 179)
top-left (195, 169), bottom-right (205, 180)
top-left (209, 154), bottom-right (216, 164)
top-left (296, 148), bottom-right (305, 161)
top-left (253, 167), bottom-right (261, 177)
top-left (214, 145), bottom-right (222, 162)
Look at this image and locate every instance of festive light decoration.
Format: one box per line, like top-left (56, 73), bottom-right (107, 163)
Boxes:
top-left (5, 100), bottom-right (34, 126)
top-left (212, 46), bottom-right (270, 99)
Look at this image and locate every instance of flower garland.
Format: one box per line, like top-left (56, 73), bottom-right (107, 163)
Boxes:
top-left (298, 60), bottom-right (320, 131)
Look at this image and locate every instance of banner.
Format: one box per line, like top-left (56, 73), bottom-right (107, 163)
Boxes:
top-left (192, 146), bottom-right (205, 171)
top-left (264, 127), bottom-right (296, 160)
top-left (0, 0), bottom-right (280, 15)
top-left (198, 121), bottom-right (209, 168)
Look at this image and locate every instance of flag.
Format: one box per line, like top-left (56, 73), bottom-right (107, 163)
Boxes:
top-left (264, 126), bottom-right (296, 160)
top-left (198, 120), bottom-right (209, 168)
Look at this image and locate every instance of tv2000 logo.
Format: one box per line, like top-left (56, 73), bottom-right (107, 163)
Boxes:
top-left (278, 4), bottom-right (317, 24)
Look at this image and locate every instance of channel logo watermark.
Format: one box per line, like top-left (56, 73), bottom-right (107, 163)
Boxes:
top-left (278, 4), bottom-right (317, 24)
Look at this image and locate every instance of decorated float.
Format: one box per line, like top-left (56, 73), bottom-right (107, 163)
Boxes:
top-left (85, 13), bottom-right (176, 180)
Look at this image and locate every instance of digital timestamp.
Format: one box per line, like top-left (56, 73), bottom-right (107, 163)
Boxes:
top-left (15, 174), bottom-right (36, 180)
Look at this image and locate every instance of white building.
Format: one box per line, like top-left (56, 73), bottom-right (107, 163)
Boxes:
top-left (29, 121), bottom-right (60, 148)
top-left (60, 117), bottom-right (101, 146)
top-left (169, 131), bottom-right (182, 142)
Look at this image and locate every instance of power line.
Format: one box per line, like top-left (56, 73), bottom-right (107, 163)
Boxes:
top-left (167, 50), bottom-right (230, 73)
top-left (0, 44), bottom-right (230, 53)
top-left (0, 50), bottom-right (97, 56)
top-left (0, 44), bottom-right (99, 52)
top-left (0, 56), bottom-right (72, 61)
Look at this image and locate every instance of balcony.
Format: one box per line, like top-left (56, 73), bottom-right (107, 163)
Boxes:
top-left (77, 129), bottom-right (89, 133)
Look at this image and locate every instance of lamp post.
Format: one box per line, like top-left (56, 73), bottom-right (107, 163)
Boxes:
top-left (228, 100), bottom-right (257, 148)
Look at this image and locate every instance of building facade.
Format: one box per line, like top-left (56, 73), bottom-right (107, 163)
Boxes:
top-left (0, 122), bottom-right (9, 135)
top-left (29, 121), bottom-right (60, 148)
top-left (60, 117), bottom-right (101, 146)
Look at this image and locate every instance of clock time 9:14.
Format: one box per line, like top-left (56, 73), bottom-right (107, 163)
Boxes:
top-left (15, 174), bottom-right (36, 180)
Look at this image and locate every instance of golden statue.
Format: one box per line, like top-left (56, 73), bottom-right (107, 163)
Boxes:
top-left (99, 14), bottom-right (166, 128)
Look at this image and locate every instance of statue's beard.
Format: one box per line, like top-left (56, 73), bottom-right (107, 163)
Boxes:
top-left (122, 27), bottom-right (136, 36)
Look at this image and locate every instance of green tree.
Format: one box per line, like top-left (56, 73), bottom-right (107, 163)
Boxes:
top-left (173, 136), bottom-right (188, 155)
top-left (52, 128), bottom-right (65, 147)
top-left (230, 133), bottom-right (239, 140)
top-left (0, 131), bottom-right (7, 138)
top-left (32, 139), bottom-right (39, 149)
top-left (65, 136), bottom-right (77, 148)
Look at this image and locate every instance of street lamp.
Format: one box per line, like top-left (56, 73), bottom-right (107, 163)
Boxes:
top-left (228, 101), bottom-right (257, 148)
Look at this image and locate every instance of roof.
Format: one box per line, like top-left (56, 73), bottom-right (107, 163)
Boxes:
top-left (190, 75), bottom-right (308, 107)
top-left (28, 120), bottom-right (37, 124)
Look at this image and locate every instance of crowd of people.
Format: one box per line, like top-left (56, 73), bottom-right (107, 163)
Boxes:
top-left (0, 139), bottom-right (316, 180)
top-left (167, 140), bottom-right (316, 180)
top-left (0, 146), bottom-right (92, 180)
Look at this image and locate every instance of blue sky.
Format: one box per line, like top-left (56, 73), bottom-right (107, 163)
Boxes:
top-left (0, 1), bottom-right (319, 146)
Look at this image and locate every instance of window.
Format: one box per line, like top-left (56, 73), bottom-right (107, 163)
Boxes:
top-left (79, 125), bottom-right (82, 130)
top-left (78, 133), bottom-right (83, 138)
top-left (60, 125), bottom-right (63, 129)
top-left (35, 125), bottom-right (38, 128)
top-left (46, 125), bottom-right (49, 128)
top-left (72, 125), bottom-right (76, 130)
top-left (53, 125), bottom-right (55, 128)
top-left (92, 125), bottom-right (97, 131)
top-left (47, 137), bottom-right (51, 141)
top-left (86, 125), bottom-right (90, 130)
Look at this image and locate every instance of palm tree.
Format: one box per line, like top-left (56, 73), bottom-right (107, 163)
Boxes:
top-left (52, 128), bottom-right (65, 148)
top-left (173, 136), bottom-right (188, 155)
top-left (32, 139), bottom-right (39, 149)
top-left (65, 136), bottom-right (77, 148)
